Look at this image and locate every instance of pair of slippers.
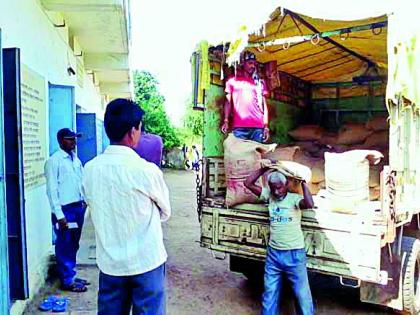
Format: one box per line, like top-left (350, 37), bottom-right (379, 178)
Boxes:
top-left (38, 295), bottom-right (68, 312)
top-left (60, 278), bottom-right (90, 292)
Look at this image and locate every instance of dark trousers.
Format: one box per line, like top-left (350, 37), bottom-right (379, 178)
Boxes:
top-left (233, 127), bottom-right (264, 143)
top-left (98, 264), bottom-right (166, 315)
top-left (53, 202), bottom-right (85, 286)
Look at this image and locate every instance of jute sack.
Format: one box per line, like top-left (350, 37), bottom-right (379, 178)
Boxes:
top-left (311, 159), bottom-right (325, 184)
top-left (336, 123), bottom-right (372, 145)
top-left (267, 161), bottom-right (312, 195)
top-left (224, 134), bottom-right (276, 206)
top-left (262, 145), bottom-right (299, 161)
top-left (364, 131), bottom-right (389, 148)
top-left (288, 125), bottom-right (324, 141)
top-left (366, 115), bottom-right (388, 131)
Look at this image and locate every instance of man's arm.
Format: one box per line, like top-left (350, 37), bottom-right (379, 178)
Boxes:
top-left (44, 159), bottom-right (67, 228)
top-left (148, 168), bottom-right (171, 222)
top-left (221, 93), bottom-right (232, 134)
top-left (263, 97), bottom-right (270, 142)
top-left (244, 166), bottom-right (270, 197)
top-left (299, 181), bottom-right (314, 210)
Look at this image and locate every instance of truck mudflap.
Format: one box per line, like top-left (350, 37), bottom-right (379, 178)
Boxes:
top-left (201, 204), bottom-right (388, 285)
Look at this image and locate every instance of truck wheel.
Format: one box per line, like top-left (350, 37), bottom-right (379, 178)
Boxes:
top-left (402, 236), bottom-right (420, 314)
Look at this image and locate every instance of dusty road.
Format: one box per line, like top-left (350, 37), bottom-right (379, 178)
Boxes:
top-left (162, 170), bottom-right (392, 315)
top-left (25, 169), bottom-right (392, 314)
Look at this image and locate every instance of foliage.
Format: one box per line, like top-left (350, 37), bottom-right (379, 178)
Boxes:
top-left (183, 104), bottom-right (204, 137)
top-left (133, 70), bottom-right (181, 149)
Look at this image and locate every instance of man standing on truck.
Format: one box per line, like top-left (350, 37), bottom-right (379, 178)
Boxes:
top-left (245, 167), bottom-right (314, 315)
top-left (82, 99), bottom-right (171, 315)
top-left (221, 51), bottom-right (270, 143)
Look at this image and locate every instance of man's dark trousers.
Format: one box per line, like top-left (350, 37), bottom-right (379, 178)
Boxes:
top-left (98, 264), bottom-right (166, 315)
top-left (54, 202), bottom-right (85, 286)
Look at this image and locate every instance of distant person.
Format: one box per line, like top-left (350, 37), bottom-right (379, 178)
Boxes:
top-left (44, 128), bottom-right (89, 292)
top-left (245, 167), bottom-right (314, 315)
top-left (133, 124), bottom-right (163, 167)
top-left (191, 145), bottom-right (200, 171)
top-left (221, 51), bottom-right (270, 143)
top-left (82, 98), bottom-right (171, 315)
top-left (182, 144), bottom-right (190, 169)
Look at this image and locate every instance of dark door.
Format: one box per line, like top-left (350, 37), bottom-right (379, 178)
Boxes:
top-left (3, 47), bottom-right (29, 300)
top-left (0, 29), bottom-right (11, 314)
top-left (76, 113), bottom-right (97, 165)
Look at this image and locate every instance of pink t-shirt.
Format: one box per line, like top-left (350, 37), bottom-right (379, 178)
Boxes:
top-left (225, 76), bottom-right (269, 128)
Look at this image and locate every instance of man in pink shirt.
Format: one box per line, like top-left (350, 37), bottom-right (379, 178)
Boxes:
top-left (221, 51), bottom-right (270, 143)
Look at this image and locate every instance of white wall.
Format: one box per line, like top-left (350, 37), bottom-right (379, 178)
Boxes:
top-left (0, 1), bottom-right (104, 313)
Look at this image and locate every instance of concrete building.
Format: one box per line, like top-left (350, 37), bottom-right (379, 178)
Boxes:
top-left (0, 1), bottom-right (132, 313)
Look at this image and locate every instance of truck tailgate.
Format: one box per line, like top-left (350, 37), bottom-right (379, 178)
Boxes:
top-left (201, 203), bottom-right (387, 284)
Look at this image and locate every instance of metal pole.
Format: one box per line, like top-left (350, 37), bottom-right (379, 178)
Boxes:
top-left (248, 20), bottom-right (387, 51)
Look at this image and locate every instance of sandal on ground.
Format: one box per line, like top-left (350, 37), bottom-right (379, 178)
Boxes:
top-left (52, 297), bottom-right (69, 312)
top-left (74, 277), bottom-right (91, 285)
top-left (38, 295), bottom-right (57, 311)
top-left (61, 282), bottom-right (87, 292)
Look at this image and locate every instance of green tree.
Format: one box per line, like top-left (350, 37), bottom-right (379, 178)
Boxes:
top-left (133, 70), bottom-right (181, 149)
top-left (184, 104), bottom-right (204, 137)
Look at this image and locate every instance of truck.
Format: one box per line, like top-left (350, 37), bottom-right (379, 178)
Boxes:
top-left (192, 4), bottom-right (420, 314)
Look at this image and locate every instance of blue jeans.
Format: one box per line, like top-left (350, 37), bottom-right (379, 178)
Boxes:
top-left (53, 202), bottom-right (86, 286)
top-left (233, 127), bottom-right (264, 143)
top-left (98, 264), bottom-right (166, 315)
top-left (262, 247), bottom-right (314, 315)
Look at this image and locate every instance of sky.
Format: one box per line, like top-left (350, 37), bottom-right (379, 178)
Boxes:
top-left (130, 0), bottom-right (277, 126)
top-left (130, 0), bottom-right (391, 126)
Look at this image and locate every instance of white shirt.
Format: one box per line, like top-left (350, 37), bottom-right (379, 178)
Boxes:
top-left (82, 145), bottom-right (171, 276)
top-left (44, 149), bottom-right (84, 220)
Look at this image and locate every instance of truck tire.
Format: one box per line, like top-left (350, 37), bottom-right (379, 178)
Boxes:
top-left (402, 236), bottom-right (420, 314)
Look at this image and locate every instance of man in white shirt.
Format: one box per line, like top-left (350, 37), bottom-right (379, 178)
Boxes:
top-left (82, 98), bottom-right (171, 315)
top-left (45, 128), bottom-right (88, 292)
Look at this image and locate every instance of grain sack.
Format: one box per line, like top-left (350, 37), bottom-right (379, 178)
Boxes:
top-left (293, 141), bottom-right (320, 155)
top-left (224, 134), bottom-right (276, 206)
top-left (370, 187), bottom-right (381, 201)
top-left (294, 151), bottom-right (317, 168)
top-left (288, 125), bottom-right (324, 141)
top-left (332, 144), bottom-right (350, 153)
top-left (288, 178), bottom-right (303, 195)
top-left (262, 145), bottom-right (299, 161)
top-left (364, 131), bottom-right (389, 148)
top-left (336, 123), bottom-right (372, 145)
top-left (324, 150), bottom-right (382, 213)
top-left (308, 182), bottom-right (321, 195)
top-left (311, 159), bottom-right (325, 184)
top-left (366, 115), bottom-right (388, 131)
top-left (369, 166), bottom-right (381, 188)
top-left (270, 160), bottom-right (312, 182)
top-left (318, 132), bottom-right (338, 146)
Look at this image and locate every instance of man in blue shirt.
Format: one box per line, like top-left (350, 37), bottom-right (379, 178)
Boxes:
top-left (45, 128), bottom-right (89, 292)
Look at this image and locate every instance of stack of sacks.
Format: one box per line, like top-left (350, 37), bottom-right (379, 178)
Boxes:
top-left (287, 118), bottom-right (389, 200)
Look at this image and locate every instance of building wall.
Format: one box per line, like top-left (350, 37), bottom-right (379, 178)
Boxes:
top-left (0, 1), bottom-right (105, 313)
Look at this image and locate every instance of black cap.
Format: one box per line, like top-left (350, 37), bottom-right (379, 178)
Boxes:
top-left (240, 51), bottom-right (257, 62)
top-left (57, 128), bottom-right (82, 140)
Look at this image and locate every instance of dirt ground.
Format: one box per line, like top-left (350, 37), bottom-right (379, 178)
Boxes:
top-left (24, 169), bottom-right (393, 314)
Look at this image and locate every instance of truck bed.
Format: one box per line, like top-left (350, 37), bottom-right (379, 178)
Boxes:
top-left (201, 197), bottom-right (389, 284)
